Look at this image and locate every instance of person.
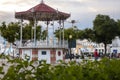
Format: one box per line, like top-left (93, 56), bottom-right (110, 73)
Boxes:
top-left (94, 49), bottom-right (99, 61)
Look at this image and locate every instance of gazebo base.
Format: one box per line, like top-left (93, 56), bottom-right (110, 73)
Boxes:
top-left (18, 47), bottom-right (66, 64)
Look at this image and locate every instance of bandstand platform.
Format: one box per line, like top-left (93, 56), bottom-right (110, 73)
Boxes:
top-left (18, 40), bottom-right (68, 64)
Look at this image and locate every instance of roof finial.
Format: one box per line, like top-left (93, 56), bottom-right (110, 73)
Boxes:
top-left (41, 0), bottom-right (44, 3)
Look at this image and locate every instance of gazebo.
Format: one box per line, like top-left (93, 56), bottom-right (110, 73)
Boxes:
top-left (15, 0), bottom-right (70, 64)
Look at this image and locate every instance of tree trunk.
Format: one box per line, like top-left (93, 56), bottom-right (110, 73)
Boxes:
top-left (104, 43), bottom-right (107, 55)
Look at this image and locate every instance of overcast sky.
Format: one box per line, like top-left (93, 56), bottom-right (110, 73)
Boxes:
top-left (0, 0), bottom-right (120, 29)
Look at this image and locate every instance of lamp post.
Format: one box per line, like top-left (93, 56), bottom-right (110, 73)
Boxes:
top-left (69, 35), bottom-right (72, 60)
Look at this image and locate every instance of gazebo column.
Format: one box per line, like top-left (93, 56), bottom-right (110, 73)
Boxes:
top-left (62, 20), bottom-right (65, 48)
top-left (52, 20), bottom-right (55, 47)
top-left (58, 20), bottom-right (62, 47)
top-left (20, 19), bottom-right (23, 47)
top-left (34, 16), bottom-right (37, 47)
top-left (31, 8), bottom-right (37, 47)
top-left (46, 21), bottom-right (50, 46)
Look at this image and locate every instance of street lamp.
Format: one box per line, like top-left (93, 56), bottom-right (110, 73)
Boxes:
top-left (69, 35), bottom-right (72, 60)
top-left (69, 35), bottom-right (72, 39)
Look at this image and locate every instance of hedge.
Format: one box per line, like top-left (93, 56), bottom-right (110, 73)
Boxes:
top-left (0, 54), bottom-right (120, 80)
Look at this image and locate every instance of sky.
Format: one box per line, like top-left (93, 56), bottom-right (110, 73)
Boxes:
top-left (0, 0), bottom-right (120, 30)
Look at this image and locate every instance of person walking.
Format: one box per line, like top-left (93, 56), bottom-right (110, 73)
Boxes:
top-left (94, 49), bottom-right (99, 61)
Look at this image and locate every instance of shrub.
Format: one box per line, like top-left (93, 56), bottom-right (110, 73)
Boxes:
top-left (0, 54), bottom-right (120, 80)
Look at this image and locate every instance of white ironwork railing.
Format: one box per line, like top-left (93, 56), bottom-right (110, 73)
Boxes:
top-left (17, 40), bottom-right (68, 48)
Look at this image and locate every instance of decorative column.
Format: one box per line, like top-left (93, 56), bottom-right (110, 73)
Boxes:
top-left (20, 19), bottom-right (23, 47)
top-left (51, 20), bottom-right (55, 47)
top-left (34, 16), bottom-right (37, 47)
top-left (58, 20), bottom-right (62, 47)
top-left (62, 20), bottom-right (65, 48)
top-left (31, 8), bottom-right (37, 47)
top-left (46, 21), bottom-right (50, 46)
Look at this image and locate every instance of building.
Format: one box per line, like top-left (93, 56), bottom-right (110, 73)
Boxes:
top-left (111, 36), bottom-right (120, 54)
top-left (73, 39), bottom-right (105, 55)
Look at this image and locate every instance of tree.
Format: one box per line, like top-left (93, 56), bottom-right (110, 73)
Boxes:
top-left (0, 22), bottom-right (20, 43)
top-left (117, 20), bottom-right (120, 36)
top-left (54, 26), bottom-right (79, 40)
top-left (41, 30), bottom-right (47, 40)
top-left (0, 22), bottom-right (47, 45)
top-left (79, 28), bottom-right (95, 40)
top-left (22, 24), bottom-right (42, 44)
top-left (93, 14), bottom-right (118, 54)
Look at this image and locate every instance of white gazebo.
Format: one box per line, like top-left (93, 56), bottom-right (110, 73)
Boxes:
top-left (15, 0), bottom-right (70, 64)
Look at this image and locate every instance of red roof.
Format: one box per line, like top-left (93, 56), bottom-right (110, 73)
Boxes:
top-left (15, 2), bottom-right (70, 21)
top-left (28, 2), bottom-right (57, 13)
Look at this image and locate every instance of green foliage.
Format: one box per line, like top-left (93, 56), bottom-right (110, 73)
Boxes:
top-left (1, 54), bottom-right (120, 80)
top-left (0, 22), bottom-right (20, 43)
top-left (80, 28), bottom-right (95, 40)
top-left (0, 22), bottom-right (47, 44)
top-left (93, 14), bottom-right (119, 54)
top-left (93, 14), bottom-right (118, 43)
top-left (117, 19), bottom-right (120, 37)
top-left (41, 30), bottom-right (47, 40)
top-left (54, 26), bottom-right (80, 40)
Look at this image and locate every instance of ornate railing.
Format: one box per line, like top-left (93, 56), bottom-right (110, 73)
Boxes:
top-left (17, 40), bottom-right (68, 48)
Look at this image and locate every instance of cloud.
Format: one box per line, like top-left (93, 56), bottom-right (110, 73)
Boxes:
top-left (0, 0), bottom-right (120, 29)
top-left (0, 0), bottom-right (39, 12)
top-left (0, 11), bottom-right (15, 23)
